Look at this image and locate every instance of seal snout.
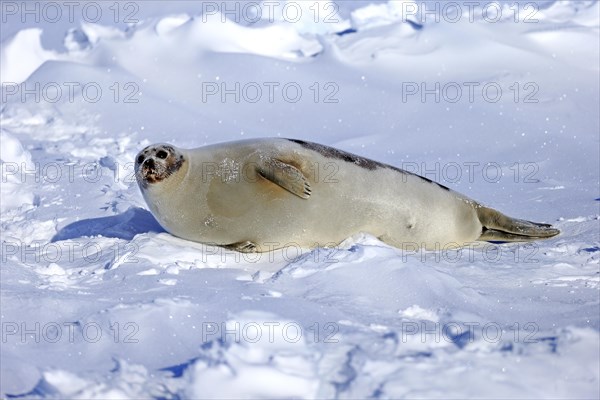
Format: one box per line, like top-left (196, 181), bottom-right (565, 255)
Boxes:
top-left (142, 158), bottom-right (158, 180)
top-left (143, 157), bottom-right (155, 171)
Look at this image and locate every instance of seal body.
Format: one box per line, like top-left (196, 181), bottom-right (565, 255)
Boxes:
top-left (135, 138), bottom-right (559, 252)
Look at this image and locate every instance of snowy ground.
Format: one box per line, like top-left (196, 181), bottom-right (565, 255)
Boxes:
top-left (1, 1), bottom-right (599, 398)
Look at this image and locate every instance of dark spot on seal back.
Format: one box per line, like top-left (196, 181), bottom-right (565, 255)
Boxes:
top-left (288, 139), bottom-right (381, 171)
top-left (287, 139), bottom-right (450, 191)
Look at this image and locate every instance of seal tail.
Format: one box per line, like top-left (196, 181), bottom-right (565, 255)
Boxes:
top-left (476, 206), bottom-right (560, 243)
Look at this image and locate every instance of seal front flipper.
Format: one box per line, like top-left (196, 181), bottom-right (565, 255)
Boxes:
top-left (223, 241), bottom-right (258, 253)
top-left (257, 158), bottom-right (312, 199)
top-left (476, 205), bottom-right (560, 242)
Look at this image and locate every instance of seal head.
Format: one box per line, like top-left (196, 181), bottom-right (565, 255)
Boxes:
top-left (135, 144), bottom-right (184, 188)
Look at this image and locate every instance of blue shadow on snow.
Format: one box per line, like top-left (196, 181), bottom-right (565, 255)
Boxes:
top-left (51, 207), bottom-right (165, 242)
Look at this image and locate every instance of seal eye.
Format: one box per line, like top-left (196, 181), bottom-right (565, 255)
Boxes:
top-left (137, 155), bottom-right (144, 164)
top-left (156, 150), bottom-right (168, 159)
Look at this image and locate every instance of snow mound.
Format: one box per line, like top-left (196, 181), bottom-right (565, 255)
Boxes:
top-left (0, 130), bottom-right (36, 212)
top-left (184, 311), bottom-right (319, 399)
top-left (1, 28), bottom-right (59, 84)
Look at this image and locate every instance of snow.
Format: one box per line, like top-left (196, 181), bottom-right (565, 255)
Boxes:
top-left (0, 130), bottom-right (36, 213)
top-left (1, 0), bottom-right (599, 398)
top-left (0, 28), bottom-right (59, 84)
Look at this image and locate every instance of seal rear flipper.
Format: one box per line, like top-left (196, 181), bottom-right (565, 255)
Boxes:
top-left (257, 158), bottom-right (312, 199)
top-left (479, 228), bottom-right (553, 243)
top-left (476, 205), bottom-right (560, 242)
